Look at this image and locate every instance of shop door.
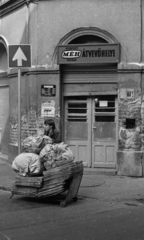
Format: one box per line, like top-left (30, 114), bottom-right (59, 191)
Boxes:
top-left (64, 95), bottom-right (117, 168)
top-left (92, 95), bottom-right (117, 168)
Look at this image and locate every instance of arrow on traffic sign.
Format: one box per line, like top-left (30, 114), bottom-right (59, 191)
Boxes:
top-left (12, 47), bottom-right (27, 66)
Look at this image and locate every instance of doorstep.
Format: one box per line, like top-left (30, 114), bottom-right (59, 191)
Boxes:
top-left (84, 167), bottom-right (117, 176)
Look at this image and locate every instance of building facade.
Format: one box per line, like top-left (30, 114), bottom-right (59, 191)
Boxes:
top-left (0, 0), bottom-right (144, 176)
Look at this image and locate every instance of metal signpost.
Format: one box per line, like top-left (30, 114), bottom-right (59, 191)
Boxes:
top-left (8, 45), bottom-right (31, 154)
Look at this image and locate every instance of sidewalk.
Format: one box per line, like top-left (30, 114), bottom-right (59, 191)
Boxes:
top-left (0, 157), bottom-right (144, 204)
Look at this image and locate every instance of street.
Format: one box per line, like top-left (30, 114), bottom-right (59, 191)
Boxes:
top-left (0, 189), bottom-right (144, 240)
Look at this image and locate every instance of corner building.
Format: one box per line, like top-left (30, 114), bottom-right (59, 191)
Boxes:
top-left (0, 0), bottom-right (144, 177)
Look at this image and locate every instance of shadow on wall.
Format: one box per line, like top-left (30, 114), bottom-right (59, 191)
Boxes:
top-left (0, 85), bottom-right (10, 155)
top-left (1, 116), bottom-right (10, 154)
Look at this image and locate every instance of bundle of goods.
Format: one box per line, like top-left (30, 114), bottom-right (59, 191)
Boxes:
top-left (12, 153), bottom-right (42, 177)
top-left (22, 135), bottom-right (52, 154)
top-left (11, 137), bottom-right (83, 206)
top-left (39, 142), bottom-right (74, 170)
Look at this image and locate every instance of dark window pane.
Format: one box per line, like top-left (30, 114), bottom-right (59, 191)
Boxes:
top-left (68, 109), bottom-right (87, 114)
top-left (67, 96), bottom-right (87, 122)
top-left (67, 116), bottom-right (87, 122)
top-left (95, 116), bottom-right (115, 122)
top-left (95, 108), bottom-right (115, 112)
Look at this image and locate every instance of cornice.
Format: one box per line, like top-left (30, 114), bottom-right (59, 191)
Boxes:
top-left (117, 69), bottom-right (143, 74)
top-left (0, 71), bottom-right (7, 77)
top-left (6, 67), bottom-right (144, 79)
top-left (0, 0), bottom-right (38, 18)
top-left (7, 66), bottom-right (60, 78)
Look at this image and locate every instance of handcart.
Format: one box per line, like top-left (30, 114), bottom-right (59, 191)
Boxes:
top-left (10, 161), bottom-right (83, 207)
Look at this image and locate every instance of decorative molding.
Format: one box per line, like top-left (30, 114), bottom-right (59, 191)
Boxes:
top-left (117, 69), bottom-right (143, 74)
top-left (53, 27), bottom-right (120, 64)
top-left (0, 0), bottom-right (38, 18)
top-left (0, 36), bottom-right (8, 50)
top-left (0, 84), bottom-right (9, 87)
top-left (58, 27), bottom-right (119, 45)
top-left (7, 66), bottom-right (60, 78)
top-left (0, 71), bottom-right (7, 77)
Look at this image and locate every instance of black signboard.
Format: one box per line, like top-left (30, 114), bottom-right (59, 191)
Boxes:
top-left (41, 85), bottom-right (56, 96)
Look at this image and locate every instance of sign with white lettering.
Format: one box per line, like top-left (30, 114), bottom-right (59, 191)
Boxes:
top-left (8, 45), bottom-right (31, 68)
top-left (41, 85), bottom-right (56, 97)
top-left (58, 44), bottom-right (119, 64)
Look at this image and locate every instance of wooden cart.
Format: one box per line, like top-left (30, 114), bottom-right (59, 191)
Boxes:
top-left (11, 161), bottom-right (83, 207)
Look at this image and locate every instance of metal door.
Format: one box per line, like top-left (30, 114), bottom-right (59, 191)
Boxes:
top-left (64, 95), bottom-right (117, 168)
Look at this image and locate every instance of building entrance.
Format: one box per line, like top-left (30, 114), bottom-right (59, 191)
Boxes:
top-left (64, 95), bottom-right (118, 168)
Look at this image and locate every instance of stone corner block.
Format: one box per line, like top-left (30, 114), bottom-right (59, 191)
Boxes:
top-left (117, 151), bottom-right (142, 177)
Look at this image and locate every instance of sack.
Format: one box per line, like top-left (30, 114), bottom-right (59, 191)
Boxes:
top-left (39, 142), bottom-right (74, 170)
top-left (22, 135), bottom-right (53, 154)
top-left (12, 153), bottom-right (41, 177)
top-left (22, 136), bottom-right (43, 153)
top-left (39, 144), bottom-right (56, 163)
top-left (53, 142), bottom-right (74, 161)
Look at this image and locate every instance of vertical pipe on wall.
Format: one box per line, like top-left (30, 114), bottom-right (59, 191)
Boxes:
top-left (140, 0), bottom-right (142, 104)
top-left (140, 0), bottom-right (142, 63)
top-left (25, 1), bottom-right (30, 138)
top-left (140, 0), bottom-right (143, 156)
top-left (26, 0), bottom-right (30, 43)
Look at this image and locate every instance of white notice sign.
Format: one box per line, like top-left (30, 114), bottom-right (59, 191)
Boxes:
top-left (99, 101), bottom-right (108, 107)
top-left (41, 101), bottom-right (55, 117)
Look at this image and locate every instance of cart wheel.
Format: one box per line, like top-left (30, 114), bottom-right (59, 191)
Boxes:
top-left (73, 197), bottom-right (77, 202)
top-left (60, 200), bottom-right (66, 207)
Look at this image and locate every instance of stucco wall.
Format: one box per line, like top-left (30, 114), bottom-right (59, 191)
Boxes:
top-left (0, 5), bottom-right (27, 46)
top-left (9, 71), bottom-right (60, 141)
top-left (36, 0), bottom-right (141, 65)
top-left (0, 0), bottom-right (141, 66)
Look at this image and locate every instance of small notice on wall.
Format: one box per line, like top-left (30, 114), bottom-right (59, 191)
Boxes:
top-left (41, 101), bottom-right (55, 117)
top-left (119, 88), bottom-right (134, 99)
top-left (99, 101), bottom-right (108, 107)
top-left (41, 85), bottom-right (56, 97)
top-left (126, 89), bottom-right (134, 99)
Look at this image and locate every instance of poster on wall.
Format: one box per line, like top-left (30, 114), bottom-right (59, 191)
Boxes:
top-left (99, 101), bottom-right (108, 107)
top-left (119, 88), bottom-right (134, 99)
top-left (41, 101), bottom-right (55, 117)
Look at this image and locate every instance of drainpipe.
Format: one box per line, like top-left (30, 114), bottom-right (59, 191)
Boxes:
top-left (26, 0), bottom-right (30, 43)
top-left (140, 0), bottom-right (144, 173)
top-left (140, 0), bottom-right (142, 102)
top-left (25, 0), bottom-right (30, 137)
top-left (140, 0), bottom-right (142, 63)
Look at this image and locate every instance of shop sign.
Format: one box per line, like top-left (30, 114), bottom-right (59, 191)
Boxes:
top-left (58, 44), bottom-right (119, 64)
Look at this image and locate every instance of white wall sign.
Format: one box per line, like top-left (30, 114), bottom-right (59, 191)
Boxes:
top-left (41, 101), bottom-right (55, 117)
top-left (100, 101), bottom-right (108, 107)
